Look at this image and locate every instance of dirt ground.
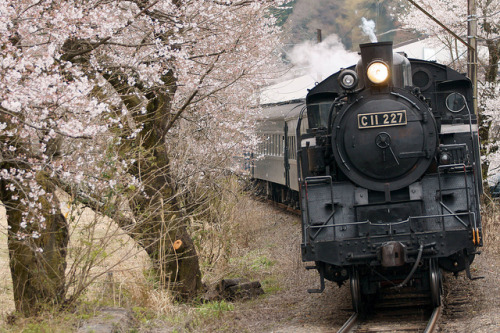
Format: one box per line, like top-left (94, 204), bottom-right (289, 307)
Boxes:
top-left (164, 200), bottom-right (500, 333)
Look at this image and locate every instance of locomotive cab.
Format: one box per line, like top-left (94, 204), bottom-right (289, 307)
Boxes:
top-left (299, 42), bottom-right (483, 311)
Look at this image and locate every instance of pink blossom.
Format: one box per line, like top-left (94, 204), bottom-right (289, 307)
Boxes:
top-left (1, 0), bottom-right (290, 249)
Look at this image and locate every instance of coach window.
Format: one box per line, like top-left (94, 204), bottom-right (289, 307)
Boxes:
top-left (272, 135), bottom-right (276, 156)
top-left (269, 135), bottom-right (272, 155)
top-left (277, 134), bottom-right (281, 156)
top-left (280, 135), bottom-right (284, 156)
top-left (270, 135), bottom-right (273, 156)
top-left (276, 134), bottom-right (279, 156)
top-left (278, 134), bottom-right (282, 156)
top-left (271, 134), bottom-right (274, 156)
top-left (266, 135), bottom-right (270, 156)
top-left (274, 134), bottom-right (278, 156)
top-left (266, 135), bottom-right (270, 155)
top-left (288, 136), bottom-right (296, 160)
top-left (276, 135), bottom-right (280, 156)
top-left (273, 134), bottom-right (278, 156)
top-left (273, 134), bottom-right (277, 156)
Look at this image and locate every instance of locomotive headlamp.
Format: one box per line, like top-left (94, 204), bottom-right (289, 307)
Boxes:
top-left (367, 61), bottom-right (389, 84)
top-left (338, 69), bottom-right (358, 90)
top-left (440, 152), bottom-right (452, 165)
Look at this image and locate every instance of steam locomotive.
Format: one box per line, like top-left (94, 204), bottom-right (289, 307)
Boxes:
top-left (253, 41), bottom-right (483, 311)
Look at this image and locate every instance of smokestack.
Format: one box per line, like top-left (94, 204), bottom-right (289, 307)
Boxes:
top-left (359, 42), bottom-right (394, 88)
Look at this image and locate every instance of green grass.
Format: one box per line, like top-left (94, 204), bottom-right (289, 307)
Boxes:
top-left (250, 255), bottom-right (275, 271)
top-left (227, 251), bottom-right (276, 277)
top-left (131, 306), bottom-right (156, 324)
top-left (0, 311), bottom-right (84, 333)
top-left (197, 300), bottom-right (234, 318)
top-left (261, 277), bottom-right (282, 294)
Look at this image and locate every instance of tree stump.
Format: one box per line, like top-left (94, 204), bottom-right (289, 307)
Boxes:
top-left (203, 278), bottom-right (264, 302)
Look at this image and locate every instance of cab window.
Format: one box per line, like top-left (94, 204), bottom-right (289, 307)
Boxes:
top-left (307, 102), bottom-right (332, 129)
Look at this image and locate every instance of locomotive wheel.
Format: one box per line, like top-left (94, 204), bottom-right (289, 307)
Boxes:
top-left (350, 269), bottom-right (362, 313)
top-left (429, 259), bottom-right (442, 307)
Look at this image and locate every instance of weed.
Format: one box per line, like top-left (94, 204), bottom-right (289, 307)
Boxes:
top-left (251, 255), bottom-right (275, 271)
top-left (19, 323), bottom-right (52, 333)
top-left (261, 277), bottom-right (282, 294)
top-left (197, 300), bottom-right (234, 318)
top-left (0, 310), bottom-right (83, 333)
top-left (132, 306), bottom-right (156, 324)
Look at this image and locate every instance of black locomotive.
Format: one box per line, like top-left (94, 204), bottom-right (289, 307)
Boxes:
top-left (296, 41), bottom-right (483, 310)
top-left (252, 42), bottom-right (483, 310)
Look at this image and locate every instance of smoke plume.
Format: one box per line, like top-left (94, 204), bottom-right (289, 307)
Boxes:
top-left (287, 34), bottom-right (359, 79)
top-left (360, 17), bottom-right (378, 43)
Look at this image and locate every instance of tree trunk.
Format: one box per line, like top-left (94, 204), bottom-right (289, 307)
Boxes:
top-left (138, 215), bottom-right (203, 300)
top-left (99, 69), bottom-right (203, 299)
top-left (0, 171), bottom-right (69, 316)
top-left (124, 145), bottom-right (203, 300)
top-left (485, 38), bottom-right (499, 85)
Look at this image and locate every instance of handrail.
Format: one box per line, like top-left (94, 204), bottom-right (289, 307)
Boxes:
top-left (307, 211), bottom-right (474, 242)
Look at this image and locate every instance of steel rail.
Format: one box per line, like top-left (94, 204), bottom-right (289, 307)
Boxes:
top-left (337, 305), bottom-right (442, 333)
top-left (424, 305), bottom-right (442, 333)
top-left (336, 313), bottom-right (358, 333)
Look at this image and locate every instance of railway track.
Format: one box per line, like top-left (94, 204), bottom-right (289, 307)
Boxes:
top-left (252, 192), bottom-right (301, 216)
top-left (337, 295), bottom-right (442, 333)
top-left (268, 200), bottom-right (300, 216)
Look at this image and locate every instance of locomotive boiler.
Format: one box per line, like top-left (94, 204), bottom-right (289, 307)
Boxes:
top-left (297, 41), bottom-right (483, 311)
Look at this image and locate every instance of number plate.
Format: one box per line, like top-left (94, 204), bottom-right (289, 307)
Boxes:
top-left (358, 110), bottom-right (407, 129)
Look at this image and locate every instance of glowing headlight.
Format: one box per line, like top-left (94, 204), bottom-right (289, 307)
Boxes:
top-left (367, 62), bottom-right (389, 84)
top-left (338, 69), bottom-right (358, 90)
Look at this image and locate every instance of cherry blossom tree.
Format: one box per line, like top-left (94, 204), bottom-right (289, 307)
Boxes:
top-left (1, 0), bottom-right (287, 314)
top-left (396, 0), bottom-right (500, 178)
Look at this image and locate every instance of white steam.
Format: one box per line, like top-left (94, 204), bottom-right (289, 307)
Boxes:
top-left (260, 35), bottom-right (360, 103)
top-left (360, 17), bottom-right (378, 43)
top-left (287, 34), bottom-right (359, 79)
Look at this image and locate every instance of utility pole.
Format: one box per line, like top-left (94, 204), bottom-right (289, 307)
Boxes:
top-left (317, 29), bottom-right (322, 82)
top-left (467, 0), bottom-right (478, 111)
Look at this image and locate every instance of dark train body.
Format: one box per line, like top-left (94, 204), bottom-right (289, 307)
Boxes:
top-left (253, 42), bottom-right (483, 310)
